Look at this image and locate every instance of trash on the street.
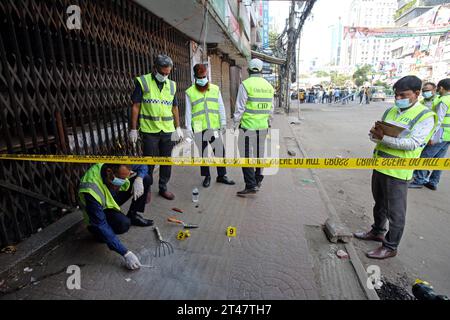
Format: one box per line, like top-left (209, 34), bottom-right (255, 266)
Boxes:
top-left (192, 187), bottom-right (199, 203)
top-left (287, 149), bottom-right (296, 156)
top-left (23, 267), bottom-right (33, 273)
top-left (336, 249), bottom-right (349, 259)
top-left (419, 236), bottom-right (424, 240)
top-left (1, 245), bottom-right (17, 254)
top-left (301, 178), bottom-right (315, 184)
top-left (125, 278), bottom-right (131, 282)
top-left (168, 217), bottom-right (198, 229)
top-left (172, 207), bottom-right (183, 213)
top-left (153, 226), bottom-right (174, 257)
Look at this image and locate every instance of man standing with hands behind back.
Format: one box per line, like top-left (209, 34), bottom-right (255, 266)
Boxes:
top-left (354, 75), bottom-right (437, 260)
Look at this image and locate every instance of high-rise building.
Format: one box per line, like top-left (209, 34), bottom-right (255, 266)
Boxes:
top-left (395, 0), bottom-right (449, 26)
top-left (329, 17), bottom-right (344, 66)
top-left (344, 0), bottom-right (397, 69)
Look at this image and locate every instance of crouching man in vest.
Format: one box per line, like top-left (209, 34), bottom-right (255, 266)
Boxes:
top-left (354, 76), bottom-right (437, 260)
top-left (185, 63), bottom-right (235, 188)
top-left (79, 164), bottom-right (153, 270)
top-left (233, 58), bottom-right (274, 196)
top-left (129, 54), bottom-right (183, 201)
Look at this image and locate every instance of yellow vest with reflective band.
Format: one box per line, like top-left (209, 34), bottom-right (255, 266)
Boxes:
top-left (420, 95), bottom-right (439, 109)
top-left (437, 95), bottom-right (450, 142)
top-left (374, 102), bottom-right (437, 180)
top-left (186, 84), bottom-right (221, 133)
top-left (241, 76), bottom-right (274, 130)
top-left (78, 164), bottom-right (130, 224)
top-left (136, 74), bottom-right (176, 133)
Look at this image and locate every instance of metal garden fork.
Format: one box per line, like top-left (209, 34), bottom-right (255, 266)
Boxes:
top-left (153, 226), bottom-right (174, 257)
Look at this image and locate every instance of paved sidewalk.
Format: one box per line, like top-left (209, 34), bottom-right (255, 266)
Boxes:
top-left (0, 114), bottom-right (366, 300)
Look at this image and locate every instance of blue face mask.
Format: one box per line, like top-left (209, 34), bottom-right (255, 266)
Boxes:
top-left (395, 98), bottom-right (411, 109)
top-left (195, 77), bottom-right (208, 87)
top-left (422, 91), bottom-right (433, 99)
top-left (112, 177), bottom-right (127, 187)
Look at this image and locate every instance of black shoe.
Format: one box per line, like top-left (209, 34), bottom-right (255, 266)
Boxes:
top-left (424, 182), bottom-right (437, 191)
top-left (202, 176), bottom-right (211, 188)
top-left (216, 176), bottom-right (235, 185)
top-left (127, 212), bottom-right (153, 227)
top-left (256, 181), bottom-right (262, 189)
top-left (236, 188), bottom-right (257, 196)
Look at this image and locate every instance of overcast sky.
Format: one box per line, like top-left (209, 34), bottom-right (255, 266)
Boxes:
top-left (269, 0), bottom-right (353, 67)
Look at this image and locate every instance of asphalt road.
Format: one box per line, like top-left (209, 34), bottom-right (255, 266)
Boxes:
top-left (290, 99), bottom-right (450, 297)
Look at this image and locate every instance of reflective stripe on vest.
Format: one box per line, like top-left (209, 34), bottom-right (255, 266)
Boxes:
top-left (186, 84), bottom-right (221, 132)
top-left (136, 74), bottom-right (176, 133)
top-left (79, 182), bottom-right (106, 206)
top-left (241, 77), bottom-right (274, 130)
top-left (78, 164), bottom-right (130, 224)
top-left (374, 103), bottom-right (437, 180)
top-left (439, 95), bottom-right (450, 141)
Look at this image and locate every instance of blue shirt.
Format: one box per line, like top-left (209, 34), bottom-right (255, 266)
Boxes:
top-left (84, 193), bottom-right (128, 256)
top-left (84, 164), bottom-right (148, 256)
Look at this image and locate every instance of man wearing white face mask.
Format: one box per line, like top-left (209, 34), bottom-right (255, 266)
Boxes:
top-left (185, 63), bottom-right (235, 188)
top-left (419, 82), bottom-right (438, 109)
top-left (79, 164), bottom-right (153, 270)
top-left (411, 78), bottom-right (450, 190)
top-left (129, 54), bottom-right (182, 201)
top-left (354, 75), bottom-right (437, 260)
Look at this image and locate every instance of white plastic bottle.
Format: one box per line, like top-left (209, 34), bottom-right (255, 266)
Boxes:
top-left (192, 187), bottom-right (199, 203)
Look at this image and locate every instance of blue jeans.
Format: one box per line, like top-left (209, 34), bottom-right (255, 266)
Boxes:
top-left (413, 141), bottom-right (450, 186)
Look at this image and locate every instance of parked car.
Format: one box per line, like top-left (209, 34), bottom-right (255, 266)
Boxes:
top-left (370, 86), bottom-right (386, 101)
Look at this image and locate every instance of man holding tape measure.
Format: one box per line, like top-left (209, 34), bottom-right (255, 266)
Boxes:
top-left (233, 58), bottom-right (274, 196)
top-left (354, 75), bottom-right (437, 260)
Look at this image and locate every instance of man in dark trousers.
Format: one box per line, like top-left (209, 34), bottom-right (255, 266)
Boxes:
top-left (185, 63), bottom-right (235, 188)
top-left (128, 54), bottom-right (183, 201)
top-left (233, 58), bottom-right (274, 195)
top-left (79, 164), bottom-right (153, 270)
top-left (354, 76), bottom-right (437, 259)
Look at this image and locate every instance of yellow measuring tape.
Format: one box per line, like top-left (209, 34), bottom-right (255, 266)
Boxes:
top-left (1, 154), bottom-right (450, 170)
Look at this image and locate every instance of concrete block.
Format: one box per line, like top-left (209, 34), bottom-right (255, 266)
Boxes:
top-left (323, 217), bottom-right (353, 243)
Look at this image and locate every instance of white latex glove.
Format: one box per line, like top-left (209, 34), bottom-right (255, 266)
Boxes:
top-left (133, 176), bottom-right (144, 201)
top-left (232, 121), bottom-right (240, 132)
top-left (124, 251), bottom-right (141, 270)
top-left (129, 129), bottom-right (138, 144)
top-left (175, 127), bottom-right (184, 140)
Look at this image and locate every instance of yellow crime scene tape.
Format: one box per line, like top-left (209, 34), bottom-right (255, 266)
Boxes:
top-left (1, 154), bottom-right (450, 170)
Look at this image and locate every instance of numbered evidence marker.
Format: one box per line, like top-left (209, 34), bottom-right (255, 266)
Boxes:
top-left (226, 226), bottom-right (237, 242)
top-left (177, 230), bottom-right (190, 240)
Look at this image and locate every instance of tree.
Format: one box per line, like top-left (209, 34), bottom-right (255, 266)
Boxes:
top-left (330, 71), bottom-right (351, 87)
top-left (374, 80), bottom-right (389, 88)
top-left (353, 64), bottom-right (373, 87)
top-left (314, 70), bottom-right (330, 77)
top-left (268, 31), bottom-right (279, 53)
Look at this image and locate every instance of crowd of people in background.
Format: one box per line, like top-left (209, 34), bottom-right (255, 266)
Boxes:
top-left (296, 86), bottom-right (361, 104)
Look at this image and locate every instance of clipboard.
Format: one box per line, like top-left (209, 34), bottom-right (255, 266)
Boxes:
top-left (375, 121), bottom-right (406, 138)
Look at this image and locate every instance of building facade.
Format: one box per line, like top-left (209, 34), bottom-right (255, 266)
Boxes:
top-left (0, 0), bottom-right (260, 248)
top-left (344, 0), bottom-right (398, 69)
top-left (389, 3), bottom-right (450, 83)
